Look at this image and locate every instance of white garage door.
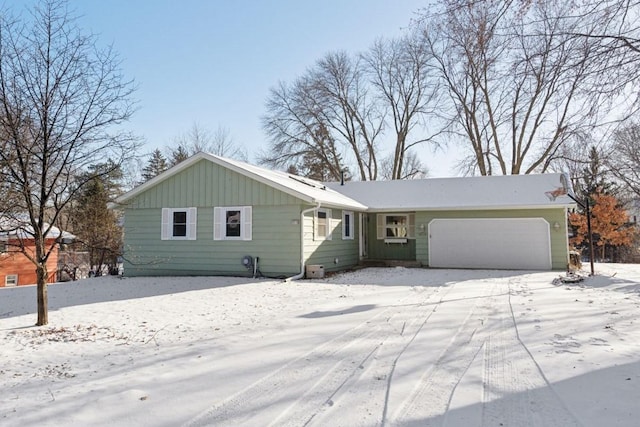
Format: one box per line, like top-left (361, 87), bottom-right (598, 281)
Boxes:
top-left (428, 218), bottom-right (551, 270)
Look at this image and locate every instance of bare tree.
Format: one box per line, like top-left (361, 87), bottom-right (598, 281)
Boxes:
top-left (547, 132), bottom-right (600, 183)
top-left (379, 150), bottom-right (428, 180)
top-left (566, 0), bottom-right (640, 114)
top-left (0, 0), bottom-right (137, 325)
top-left (420, 0), bottom-right (609, 175)
top-left (260, 79), bottom-right (345, 181)
top-left (168, 123), bottom-right (247, 165)
top-left (606, 122), bottom-right (640, 198)
top-left (262, 51), bottom-right (384, 181)
top-left (364, 34), bottom-right (443, 180)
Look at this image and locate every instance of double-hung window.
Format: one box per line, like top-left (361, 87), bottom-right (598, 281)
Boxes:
top-left (5, 274), bottom-right (17, 286)
top-left (315, 209), bottom-right (332, 240)
top-left (161, 208), bottom-right (197, 240)
top-left (342, 211), bottom-right (354, 240)
top-left (214, 206), bottom-right (252, 241)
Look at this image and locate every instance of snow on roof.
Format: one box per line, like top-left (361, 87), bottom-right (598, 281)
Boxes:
top-left (114, 152), bottom-right (367, 210)
top-left (325, 173), bottom-right (575, 211)
top-left (0, 220), bottom-right (75, 240)
top-left (115, 152), bottom-right (574, 212)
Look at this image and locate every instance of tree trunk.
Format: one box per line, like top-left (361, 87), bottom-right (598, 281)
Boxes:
top-left (36, 264), bottom-right (48, 326)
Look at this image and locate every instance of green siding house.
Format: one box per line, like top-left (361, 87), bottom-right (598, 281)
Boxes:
top-left (113, 152), bottom-right (575, 278)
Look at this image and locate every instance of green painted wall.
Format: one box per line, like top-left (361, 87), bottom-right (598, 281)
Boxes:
top-left (121, 159), bottom-right (363, 277)
top-left (127, 159), bottom-right (301, 209)
top-left (121, 159), bottom-right (308, 277)
top-left (303, 209), bottom-right (360, 273)
top-left (123, 205), bottom-right (302, 277)
top-left (414, 208), bottom-right (569, 270)
top-left (366, 213), bottom-right (416, 260)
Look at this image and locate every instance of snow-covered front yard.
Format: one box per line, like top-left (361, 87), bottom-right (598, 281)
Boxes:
top-left (1, 265), bottom-right (639, 426)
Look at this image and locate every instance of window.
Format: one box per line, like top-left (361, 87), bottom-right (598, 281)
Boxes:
top-left (342, 211), bottom-right (354, 240)
top-left (386, 215), bottom-right (408, 237)
top-left (315, 209), bottom-right (332, 240)
top-left (214, 206), bottom-right (252, 241)
top-left (161, 208), bottom-right (197, 240)
top-left (5, 275), bottom-right (17, 286)
top-left (377, 213), bottom-right (415, 240)
top-left (0, 239), bottom-right (6, 253)
top-left (173, 211), bottom-right (187, 237)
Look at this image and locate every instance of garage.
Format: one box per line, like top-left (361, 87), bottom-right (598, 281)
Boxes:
top-left (428, 218), bottom-right (552, 270)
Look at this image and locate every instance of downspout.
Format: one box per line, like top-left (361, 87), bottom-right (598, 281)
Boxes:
top-left (285, 200), bottom-right (321, 282)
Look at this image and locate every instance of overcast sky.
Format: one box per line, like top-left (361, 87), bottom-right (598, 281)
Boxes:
top-left (41, 1), bottom-right (458, 177)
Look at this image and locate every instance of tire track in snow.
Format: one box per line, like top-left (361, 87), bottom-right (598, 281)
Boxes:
top-left (479, 278), bottom-right (582, 427)
top-left (387, 282), bottom-right (501, 426)
top-left (300, 283), bottom-right (459, 427)
top-left (182, 284), bottom-right (447, 427)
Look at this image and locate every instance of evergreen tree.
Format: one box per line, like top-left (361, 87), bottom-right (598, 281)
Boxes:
top-left (168, 144), bottom-right (190, 167)
top-left (580, 146), bottom-right (614, 200)
top-left (71, 172), bottom-right (123, 275)
top-left (141, 149), bottom-right (168, 182)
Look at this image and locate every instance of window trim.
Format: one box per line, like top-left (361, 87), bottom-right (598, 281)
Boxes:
top-left (377, 213), bottom-right (415, 240)
top-left (214, 206), bottom-right (252, 241)
top-left (314, 208), bottom-right (332, 241)
top-left (161, 207), bottom-right (197, 240)
top-left (5, 274), bottom-right (17, 286)
top-left (342, 210), bottom-right (354, 240)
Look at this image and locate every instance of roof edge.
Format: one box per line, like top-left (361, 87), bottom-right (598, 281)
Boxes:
top-left (366, 203), bottom-right (575, 213)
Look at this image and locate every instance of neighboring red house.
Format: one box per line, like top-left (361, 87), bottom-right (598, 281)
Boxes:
top-left (0, 225), bottom-right (72, 287)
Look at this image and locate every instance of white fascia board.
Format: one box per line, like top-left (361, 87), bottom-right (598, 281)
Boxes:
top-left (367, 203), bottom-right (576, 213)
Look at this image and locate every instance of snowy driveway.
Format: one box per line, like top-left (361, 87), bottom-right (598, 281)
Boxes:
top-left (1, 266), bottom-right (639, 426)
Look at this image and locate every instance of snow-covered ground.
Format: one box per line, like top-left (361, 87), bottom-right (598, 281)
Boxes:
top-left (1, 264), bottom-right (639, 426)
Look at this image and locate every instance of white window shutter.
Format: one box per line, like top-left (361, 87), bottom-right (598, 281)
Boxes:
top-left (326, 209), bottom-right (332, 240)
top-left (408, 213), bottom-right (416, 239)
top-left (377, 214), bottom-right (384, 239)
top-left (313, 211), bottom-right (319, 241)
top-left (213, 207), bottom-right (222, 240)
top-left (242, 206), bottom-right (252, 241)
top-left (188, 207), bottom-right (197, 240)
top-left (161, 208), bottom-right (170, 240)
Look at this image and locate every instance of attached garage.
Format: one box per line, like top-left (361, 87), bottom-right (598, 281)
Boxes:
top-left (428, 218), bottom-right (552, 270)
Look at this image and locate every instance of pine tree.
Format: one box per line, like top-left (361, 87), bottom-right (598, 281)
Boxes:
top-left (168, 144), bottom-right (189, 167)
top-left (579, 146), bottom-right (614, 201)
top-left (141, 149), bottom-right (168, 182)
top-left (72, 178), bottom-right (123, 274)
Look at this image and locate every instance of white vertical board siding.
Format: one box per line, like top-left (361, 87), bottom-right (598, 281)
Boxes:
top-left (428, 218), bottom-right (552, 270)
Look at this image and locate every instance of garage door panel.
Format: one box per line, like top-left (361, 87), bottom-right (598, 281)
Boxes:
top-left (428, 218), bottom-right (551, 270)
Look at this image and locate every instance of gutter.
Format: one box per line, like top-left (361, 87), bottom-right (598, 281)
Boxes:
top-left (285, 200), bottom-right (321, 282)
